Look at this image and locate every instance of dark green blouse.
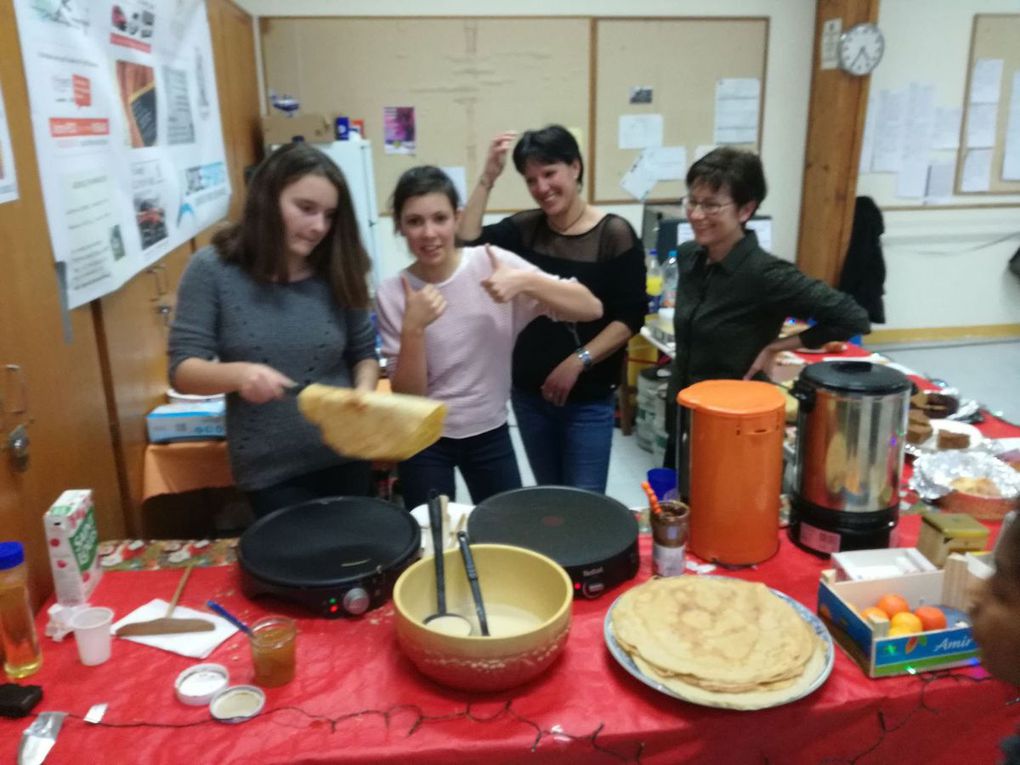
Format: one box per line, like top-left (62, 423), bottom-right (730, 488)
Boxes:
top-left (668, 230), bottom-right (870, 398)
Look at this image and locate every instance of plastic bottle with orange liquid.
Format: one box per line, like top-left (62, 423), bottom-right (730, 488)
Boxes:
top-left (0, 541), bottom-right (43, 679)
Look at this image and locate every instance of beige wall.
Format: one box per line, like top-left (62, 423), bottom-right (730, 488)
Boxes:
top-left (240, 0), bottom-right (815, 281)
top-left (238, 0), bottom-right (1020, 333)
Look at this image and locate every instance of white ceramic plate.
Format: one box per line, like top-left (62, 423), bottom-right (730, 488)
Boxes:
top-left (906, 419), bottom-right (983, 457)
top-left (604, 582), bottom-right (834, 710)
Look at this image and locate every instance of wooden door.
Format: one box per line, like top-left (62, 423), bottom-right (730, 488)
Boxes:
top-left (0, 0), bottom-right (123, 608)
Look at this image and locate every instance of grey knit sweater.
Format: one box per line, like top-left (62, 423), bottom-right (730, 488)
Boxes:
top-left (168, 246), bottom-right (377, 490)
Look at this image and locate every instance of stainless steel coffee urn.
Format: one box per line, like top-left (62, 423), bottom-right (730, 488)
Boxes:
top-left (789, 361), bottom-right (911, 555)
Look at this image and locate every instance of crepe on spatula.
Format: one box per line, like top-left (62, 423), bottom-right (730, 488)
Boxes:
top-left (297, 383), bottom-right (447, 462)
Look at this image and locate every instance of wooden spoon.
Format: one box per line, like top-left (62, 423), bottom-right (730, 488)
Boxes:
top-left (116, 564), bottom-right (216, 637)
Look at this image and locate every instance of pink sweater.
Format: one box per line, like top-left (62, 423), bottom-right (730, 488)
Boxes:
top-left (375, 245), bottom-right (555, 439)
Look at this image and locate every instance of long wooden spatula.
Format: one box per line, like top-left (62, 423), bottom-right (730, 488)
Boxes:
top-left (116, 564), bottom-right (216, 637)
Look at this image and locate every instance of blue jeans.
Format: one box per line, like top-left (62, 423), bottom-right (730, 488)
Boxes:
top-left (398, 423), bottom-right (522, 510)
top-left (510, 388), bottom-right (615, 494)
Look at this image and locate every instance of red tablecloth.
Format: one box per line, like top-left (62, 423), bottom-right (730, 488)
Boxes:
top-left (3, 514), bottom-right (1018, 765)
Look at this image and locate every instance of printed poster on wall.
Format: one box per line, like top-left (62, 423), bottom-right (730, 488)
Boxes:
top-left (0, 79), bottom-right (20, 205)
top-left (12, 0), bottom-right (230, 309)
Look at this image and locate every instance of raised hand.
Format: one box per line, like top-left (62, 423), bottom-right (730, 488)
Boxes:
top-left (238, 363), bottom-right (296, 404)
top-left (480, 245), bottom-right (528, 303)
top-left (402, 274), bottom-right (447, 331)
top-left (480, 131), bottom-right (518, 189)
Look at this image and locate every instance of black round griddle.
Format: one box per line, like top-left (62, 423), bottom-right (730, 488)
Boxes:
top-left (239, 497), bottom-right (420, 618)
top-left (467, 487), bottom-right (638, 599)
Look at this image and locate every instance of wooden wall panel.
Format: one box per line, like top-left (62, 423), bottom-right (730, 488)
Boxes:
top-left (796, 0), bottom-right (879, 285)
top-left (0, 0), bottom-right (122, 608)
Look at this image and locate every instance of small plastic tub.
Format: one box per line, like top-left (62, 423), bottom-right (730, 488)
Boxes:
top-left (175, 663), bottom-right (229, 706)
top-left (209, 685), bottom-right (265, 723)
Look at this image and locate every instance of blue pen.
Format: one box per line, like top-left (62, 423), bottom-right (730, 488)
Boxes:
top-left (207, 600), bottom-right (253, 635)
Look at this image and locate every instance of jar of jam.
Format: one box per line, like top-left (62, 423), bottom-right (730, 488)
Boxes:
top-left (248, 615), bottom-right (297, 687)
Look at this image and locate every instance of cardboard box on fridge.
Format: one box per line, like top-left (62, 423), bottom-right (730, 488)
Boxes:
top-left (261, 113), bottom-right (333, 145)
top-left (44, 490), bottom-right (102, 606)
top-left (817, 567), bottom-right (980, 678)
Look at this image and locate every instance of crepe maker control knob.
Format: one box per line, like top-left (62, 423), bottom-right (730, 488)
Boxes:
top-left (581, 580), bottom-right (605, 599)
top-left (342, 588), bottom-right (370, 615)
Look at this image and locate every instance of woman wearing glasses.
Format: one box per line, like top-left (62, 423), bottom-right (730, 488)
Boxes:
top-left (457, 125), bottom-right (646, 493)
top-left (664, 147), bottom-right (870, 468)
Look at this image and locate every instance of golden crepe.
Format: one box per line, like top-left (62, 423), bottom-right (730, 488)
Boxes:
top-left (611, 577), bottom-right (823, 708)
top-left (297, 384), bottom-right (447, 462)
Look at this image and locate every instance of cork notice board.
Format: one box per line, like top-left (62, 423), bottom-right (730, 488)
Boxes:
top-left (593, 18), bottom-right (768, 204)
top-left (957, 14), bottom-right (1020, 195)
top-left (259, 17), bottom-right (590, 213)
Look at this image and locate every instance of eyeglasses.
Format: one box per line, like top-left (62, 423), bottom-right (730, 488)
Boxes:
top-left (682, 197), bottom-right (735, 216)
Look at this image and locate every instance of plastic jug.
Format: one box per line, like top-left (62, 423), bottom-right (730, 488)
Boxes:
top-left (676, 380), bottom-right (785, 565)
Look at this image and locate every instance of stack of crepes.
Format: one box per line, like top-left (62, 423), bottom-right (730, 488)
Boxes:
top-left (297, 384), bottom-right (447, 462)
top-left (611, 577), bottom-right (825, 709)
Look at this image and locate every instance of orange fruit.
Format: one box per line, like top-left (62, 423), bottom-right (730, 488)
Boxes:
top-left (887, 625), bottom-right (915, 637)
top-left (861, 606), bottom-right (889, 622)
top-left (876, 593), bottom-right (910, 618)
top-left (890, 611), bottom-right (924, 634)
top-left (914, 605), bottom-right (947, 631)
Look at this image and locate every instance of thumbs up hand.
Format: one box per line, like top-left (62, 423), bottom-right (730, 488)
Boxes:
top-left (402, 274), bottom-right (446, 332)
top-left (481, 245), bottom-right (528, 303)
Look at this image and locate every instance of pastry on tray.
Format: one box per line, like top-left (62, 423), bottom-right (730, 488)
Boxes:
top-left (936, 429), bottom-right (971, 450)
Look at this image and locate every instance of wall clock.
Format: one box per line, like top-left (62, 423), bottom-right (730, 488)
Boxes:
top-left (837, 22), bottom-right (884, 76)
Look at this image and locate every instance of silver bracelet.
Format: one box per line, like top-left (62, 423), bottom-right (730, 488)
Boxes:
top-left (576, 347), bottom-right (593, 370)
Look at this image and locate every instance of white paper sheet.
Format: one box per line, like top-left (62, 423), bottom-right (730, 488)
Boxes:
top-left (618, 114), bottom-right (663, 150)
top-left (871, 89), bottom-right (906, 173)
top-left (1003, 72), bottom-right (1020, 181)
top-left (644, 146), bottom-right (687, 181)
top-left (0, 79), bottom-right (18, 205)
top-left (440, 166), bottom-right (467, 206)
top-left (619, 151), bottom-right (658, 200)
top-left (819, 18), bottom-right (842, 70)
top-left (969, 58), bottom-right (1004, 104)
top-left (961, 149), bottom-right (993, 192)
top-left (112, 600), bottom-right (238, 659)
top-left (932, 107), bottom-right (962, 150)
top-left (859, 91), bottom-right (878, 174)
top-left (896, 157), bottom-right (928, 199)
top-left (924, 161), bottom-right (955, 202)
top-left (966, 102), bottom-right (999, 148)
top-left (714, 78), bottom-right (760, 145)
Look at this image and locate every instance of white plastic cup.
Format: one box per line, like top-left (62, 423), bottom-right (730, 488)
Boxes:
top-left (70, 607), bottom-right (114, 666)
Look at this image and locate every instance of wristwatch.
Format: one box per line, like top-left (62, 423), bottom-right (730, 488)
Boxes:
top-left (576, 347), bottom-right (593, 371)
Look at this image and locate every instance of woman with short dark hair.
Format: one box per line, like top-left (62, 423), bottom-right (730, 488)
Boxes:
top-left (664, 147), bottom-right (871, 469)
top-left (168, 142), bottom-right (379, 517)
top-left (458, 126), bottom-right (646, 494)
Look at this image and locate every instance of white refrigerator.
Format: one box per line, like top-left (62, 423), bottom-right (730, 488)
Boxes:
top-left (311, 140), bottom-right (383, 290)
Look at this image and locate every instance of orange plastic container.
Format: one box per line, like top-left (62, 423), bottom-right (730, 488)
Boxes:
top-left (676, 380), bottom-right (785, 565)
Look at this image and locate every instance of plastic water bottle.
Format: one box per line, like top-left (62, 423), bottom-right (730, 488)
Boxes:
top-left (0, 541), bottom-right (43, 678)
top-left (645, 249), bottom-right (662, 314)
top-left (660, 251), bottom-right (679, 310)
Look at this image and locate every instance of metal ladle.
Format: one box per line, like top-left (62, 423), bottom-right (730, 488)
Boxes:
top-left (423, 492), bottom-right (473, 636)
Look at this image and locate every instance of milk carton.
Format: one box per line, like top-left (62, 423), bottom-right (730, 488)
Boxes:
top-left (44, 490), bottom-right (102, 605)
